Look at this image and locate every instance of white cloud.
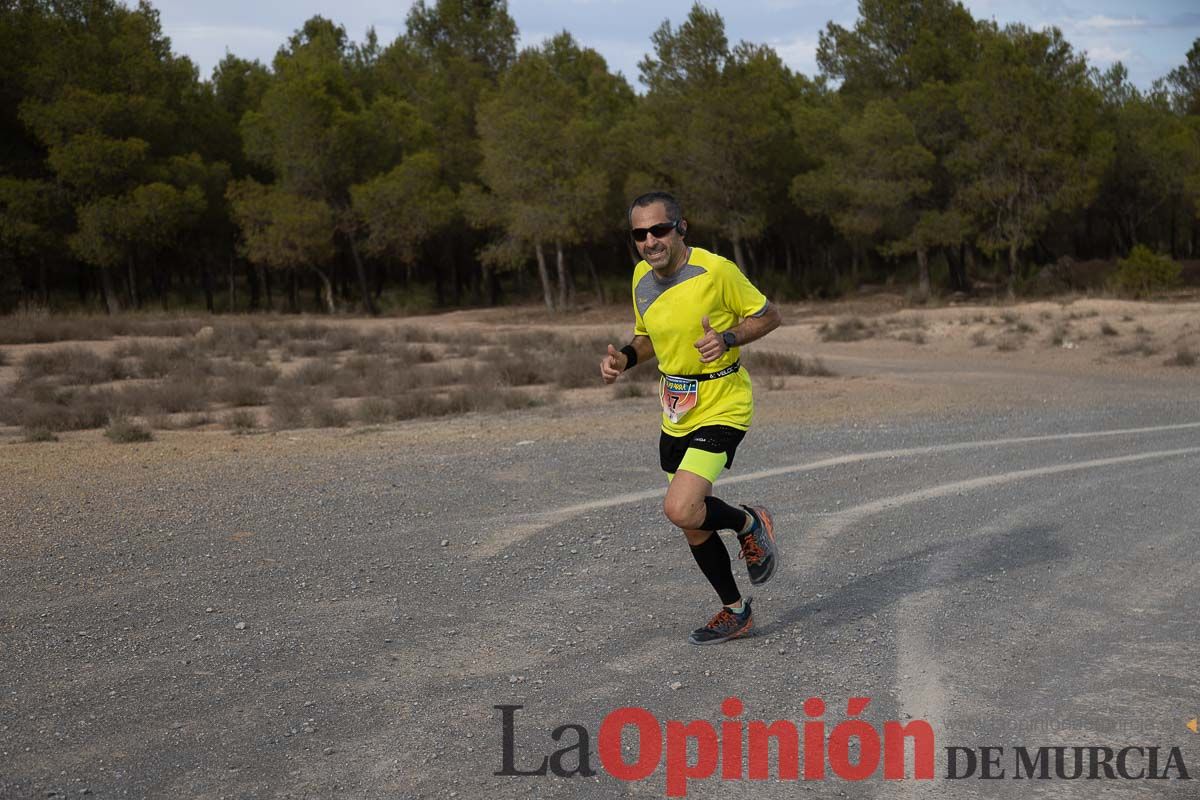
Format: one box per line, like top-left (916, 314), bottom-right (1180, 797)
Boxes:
top-left (1083, 43), bottom-right (1136, 63)
top-left (172, 24), bottom-right (284, 43)
top-left (767, 34), bottom-right (819, 76)
top-left (1077, 15), bottom-right (1149, 31)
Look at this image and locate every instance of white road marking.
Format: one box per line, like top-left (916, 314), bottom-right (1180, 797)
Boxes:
top-left (808, 446), bottom-right (1200, 544)
top-left (540, 421), bottom-right (1200, 520)
top-left (478, 422), bottom-right (1200, 557)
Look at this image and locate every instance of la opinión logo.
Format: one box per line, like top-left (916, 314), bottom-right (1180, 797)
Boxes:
top-left (496, 697), bottom-right (935, 797)
top-left (495, 699), bottom-right (1193, 796)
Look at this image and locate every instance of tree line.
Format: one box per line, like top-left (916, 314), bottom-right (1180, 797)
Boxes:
top-left (2, 0), bottom-right (1199, 315)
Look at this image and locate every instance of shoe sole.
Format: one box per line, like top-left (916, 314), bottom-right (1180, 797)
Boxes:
top-left (747, 506), bottom-right (777, 586)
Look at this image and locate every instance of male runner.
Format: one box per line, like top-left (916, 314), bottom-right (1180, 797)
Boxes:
top-left (600, 191), bottom-right (782, 645)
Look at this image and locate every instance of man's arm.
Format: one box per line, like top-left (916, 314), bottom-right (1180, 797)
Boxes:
top-left (695, 303), bottom-right (783, 363)
top-left (600, 334), bottom-right (655, 384)
top-left (728, 303), bottom-right (782, 347)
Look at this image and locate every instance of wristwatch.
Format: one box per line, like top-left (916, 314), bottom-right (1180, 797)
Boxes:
top-left (721, 331), bottom-right (737, 350)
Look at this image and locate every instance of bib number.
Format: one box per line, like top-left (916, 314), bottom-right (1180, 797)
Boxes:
top-left (659, 376), bottom-right (698, 424)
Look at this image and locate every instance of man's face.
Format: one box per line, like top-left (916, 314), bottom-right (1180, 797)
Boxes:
top-left (630, 202), bottom-right (686, 272)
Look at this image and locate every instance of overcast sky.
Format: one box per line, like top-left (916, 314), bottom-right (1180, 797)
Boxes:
top-left (152, 0), bottom-right (1199, 90)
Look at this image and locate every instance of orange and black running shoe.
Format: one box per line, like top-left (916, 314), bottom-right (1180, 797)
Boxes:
top-left (737, 505), bottom-right (777, 585)
top-left (688, 597), bottom-right (753, 645)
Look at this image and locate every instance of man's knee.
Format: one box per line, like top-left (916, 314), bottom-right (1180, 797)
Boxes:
top-left (663, 493), bottom-right (705, 530)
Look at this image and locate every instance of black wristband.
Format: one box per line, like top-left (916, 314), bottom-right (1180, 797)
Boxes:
top-left (619, 344), bottom-right (638, 370)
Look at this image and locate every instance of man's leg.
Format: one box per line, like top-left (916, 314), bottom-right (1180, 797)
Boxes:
top-left (664, 466), bottom-right (756, 644)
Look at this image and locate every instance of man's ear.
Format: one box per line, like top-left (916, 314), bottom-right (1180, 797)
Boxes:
top-left (677, 219), bottom-right (688, 237)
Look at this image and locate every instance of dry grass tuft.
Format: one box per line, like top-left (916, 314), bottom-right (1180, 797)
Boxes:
top-left (104, 416), bottom-right (153, 443)
top-left (1164, 348), bottom-right (1196, 367)
top-left (819, 317), bottom-right (875, 342)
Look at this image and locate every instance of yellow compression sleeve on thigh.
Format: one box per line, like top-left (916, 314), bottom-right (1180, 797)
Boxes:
top-left (676, 447), bottom-right (728, 484)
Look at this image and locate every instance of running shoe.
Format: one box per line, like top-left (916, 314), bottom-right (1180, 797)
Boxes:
top-left (738, 505), bottom-right (777, 585)
top-left (688, 597), bottom-right (753, 645)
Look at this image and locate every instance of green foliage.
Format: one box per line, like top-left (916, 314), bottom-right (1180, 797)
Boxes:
top-left (472, 31), bottom-right (632, 306)
top-left (352, 151), bottom-right (455, 263)
top-left (2, 1), bottom-right (1200, 312)
top-left (1111, 245), bottom-right (1181, 296)
top-left (818, 0), bottom-right (978, 96)
top-left (637, 7), bottom-right (802, 260)
top-left (227, 180), bottom-right (336, 271)
top-left (949, 25), bottom-right (1112, 293)
top-left (793, 98), bottom-right (934, 250)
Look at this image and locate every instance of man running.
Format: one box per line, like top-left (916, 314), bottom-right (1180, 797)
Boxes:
top-left (600, 191), bottom-right (782, 645)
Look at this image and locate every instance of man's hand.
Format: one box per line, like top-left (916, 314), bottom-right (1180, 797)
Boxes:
top-left (600, 343), bottom-right (626, 384)
top-left (693, 316), bottom-right (726, 363)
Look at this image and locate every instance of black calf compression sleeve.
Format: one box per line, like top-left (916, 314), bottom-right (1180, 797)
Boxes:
top-left (701, 496), bottom-right (749, 533)
top-left (689, 532), bottom-right (741, 606)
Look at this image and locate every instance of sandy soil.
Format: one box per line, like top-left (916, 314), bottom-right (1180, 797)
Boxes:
top-left (1, 295), bottom-right (1197, 484)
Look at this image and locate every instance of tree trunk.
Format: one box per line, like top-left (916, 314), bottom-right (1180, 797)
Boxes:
top-left (288, 268), bottom-right (299, 313)
top-left (745, 241), bottom-right (760, 276)
top-left (1170, 201), bottom-right (1178, 260)
top-left (76, 261), bottom-right (89, 307)
top-left (247, 260), bottom-right (261, 310)
top-left (732, 236), bottom-right (747, 274)
top-left (584, 252), bottom-right (605, 305)
top-left (260, 264), bottom-right (273, 311)
top-left (100, 267), bottom-right (121, 315)
top-left (916, 246), bottom-right (930, 300)
top-left (555, 239), bottom-right (568, 310)
top-left (200, 262), bottom-right (215, 313)
top-left (127, 256), bottom-right (140, 309)
top-left (312, 266), bottom-right (336, 314)
top-left (534, 241), bottom-right (554, 310)
top-left (228, 254), bottom-right (236, 312)
top-left (346, 234), bottom-right (377, 315)
top-left (1007, 241), bottom-right (1019, 299)
top-left (38, 258), bottom-right (48, 307)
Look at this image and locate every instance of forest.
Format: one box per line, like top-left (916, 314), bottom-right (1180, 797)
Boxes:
top-left (2, 0), bottom-right (1199, 315)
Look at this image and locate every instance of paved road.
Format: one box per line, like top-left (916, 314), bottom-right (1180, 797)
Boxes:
top-left (3, 392), bottom-right (1200, 798)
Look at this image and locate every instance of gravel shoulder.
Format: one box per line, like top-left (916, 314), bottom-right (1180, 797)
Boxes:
top-left (2, 297), bottom-right (1199, 799)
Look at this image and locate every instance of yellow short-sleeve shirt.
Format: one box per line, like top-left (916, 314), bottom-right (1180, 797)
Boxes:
top-left (632, 247), bottom-right (769, 437)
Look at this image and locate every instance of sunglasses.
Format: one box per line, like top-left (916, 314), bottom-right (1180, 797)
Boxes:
top-left (630, 220), bottom-right (679, 242)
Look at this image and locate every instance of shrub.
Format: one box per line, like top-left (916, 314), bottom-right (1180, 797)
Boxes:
top-left (104, 416), bottom-right (153, 443)
top-left (494, 353), bottom-right (551, 386)
top-left (269, 392), bottom-right (309, 429)
top-left (178, 412), bottom-right (211, 428)
top-left (290, 359), bottom-right (338, 386)
top-left (1110, 245), bottom-right (1181, 297)
top-left (995, 335), bottom-right (1023, 352)
top-left (744, 351), bottom-right (834, 377)
top-left (309, 400), bottom-right (351, 428)
top-left (213, 364), bottom-right (278, 406)
top-left (21, 427), bottom-right (57, 443)
top-left (819, 317), bottom-right (874, 342)
top-left (356, 396), bottom-right (397, 424)
top-left (224, 409), bottom-right (258, 432)
top-left (613, 382), bottom-right (648, 399)
top-left (1164, 348), bottom-right (1196, 367)
top-left (0, 349), bottom-right (8, 367)
top-left (1099, 321), bottom-right (1119, 337)
top-left (21, 346), bottom-right (126, 385)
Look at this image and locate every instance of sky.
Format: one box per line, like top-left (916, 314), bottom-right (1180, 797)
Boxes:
top-left (151, 0), bottom-right (1200, 90)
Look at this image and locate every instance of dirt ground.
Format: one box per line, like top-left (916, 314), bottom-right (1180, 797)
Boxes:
top-left (1, 295), bottom-right (1197, 477)
top-left (3, 295), bottom-right (1200, 799)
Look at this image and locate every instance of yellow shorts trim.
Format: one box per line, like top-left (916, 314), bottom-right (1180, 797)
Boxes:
top-left (666, 448), bottom-right (728, 484)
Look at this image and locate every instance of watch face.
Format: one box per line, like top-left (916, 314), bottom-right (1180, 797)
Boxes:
top-left (722, 331), bottom-right (737, 348)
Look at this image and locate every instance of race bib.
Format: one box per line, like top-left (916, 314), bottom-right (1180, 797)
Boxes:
top-left (659, 375), bottom-right (698, 424)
